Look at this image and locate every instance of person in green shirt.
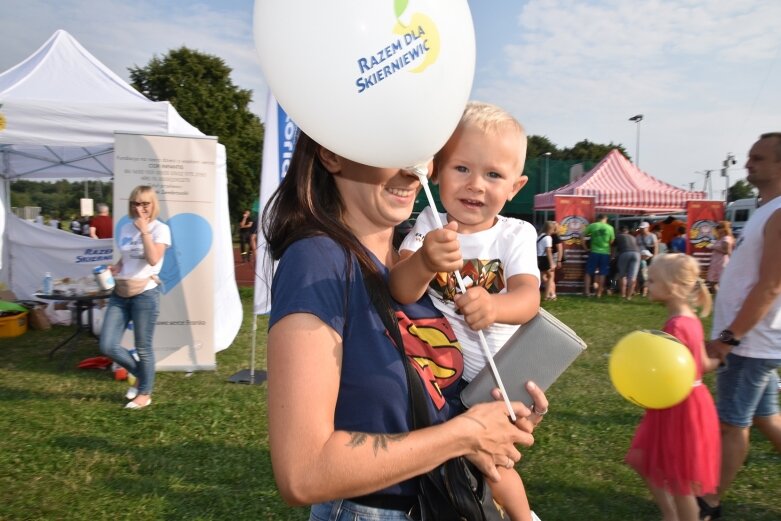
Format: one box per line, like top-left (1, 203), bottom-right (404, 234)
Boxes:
top-left (583, 214), bottom-right (615, 297)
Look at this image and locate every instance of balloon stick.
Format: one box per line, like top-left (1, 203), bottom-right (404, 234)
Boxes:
top-left (410, 164), bottom-right (517, 422)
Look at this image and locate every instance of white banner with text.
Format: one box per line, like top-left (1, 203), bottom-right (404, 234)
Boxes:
top-left (114, 132), bottom-right (217, 371)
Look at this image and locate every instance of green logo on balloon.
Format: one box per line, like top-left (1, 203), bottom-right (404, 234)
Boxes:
top-left (393, 0), bottom-right (439, 73)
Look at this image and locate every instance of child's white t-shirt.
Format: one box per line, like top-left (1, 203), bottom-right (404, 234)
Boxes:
top-left (399, 206), bottom-right (540, 381)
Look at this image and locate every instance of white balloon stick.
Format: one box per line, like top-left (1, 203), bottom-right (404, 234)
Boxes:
top-left (410, 164), bottom-right (517, 423)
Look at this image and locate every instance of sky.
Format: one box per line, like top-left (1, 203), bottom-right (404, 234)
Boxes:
top-left (1, 0), bottom-right (780, 197)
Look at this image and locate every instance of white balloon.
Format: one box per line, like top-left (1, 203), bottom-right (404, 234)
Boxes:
top-left (254, 0), bottom-right (475, 168)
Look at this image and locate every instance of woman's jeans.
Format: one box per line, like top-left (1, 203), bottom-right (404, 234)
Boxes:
top-left (99, 287), bottom-right (160, 395)
top-left (310, 500), bottom-right (412, 521)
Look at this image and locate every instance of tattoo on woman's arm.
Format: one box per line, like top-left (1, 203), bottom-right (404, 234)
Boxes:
top-left (347, 432), bottom-right (409, 456)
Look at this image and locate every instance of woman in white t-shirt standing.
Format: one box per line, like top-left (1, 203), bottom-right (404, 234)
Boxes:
top-left (100, 186), bottom-right (171, 409)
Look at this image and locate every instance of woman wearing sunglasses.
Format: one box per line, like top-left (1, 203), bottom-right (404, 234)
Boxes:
top-left (99, 185), bottom-right (171, 409)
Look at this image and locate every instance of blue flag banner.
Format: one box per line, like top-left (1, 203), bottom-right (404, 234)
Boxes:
top-left (254, 92), bottom-right (298, 314)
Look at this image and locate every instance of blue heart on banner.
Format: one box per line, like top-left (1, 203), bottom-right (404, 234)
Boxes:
top-left (115, 214), bottom-right (213, 294)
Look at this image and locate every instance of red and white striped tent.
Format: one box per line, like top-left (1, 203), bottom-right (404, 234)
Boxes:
top-left (534, 149), bottom-right (706, 215)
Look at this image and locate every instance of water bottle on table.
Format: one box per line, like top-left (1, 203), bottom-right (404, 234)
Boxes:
top-left (42, 272), bottom-right (53, 295)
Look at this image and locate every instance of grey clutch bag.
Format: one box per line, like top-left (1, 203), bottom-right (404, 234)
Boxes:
top-left (460, 308), bottom-right (587, 408)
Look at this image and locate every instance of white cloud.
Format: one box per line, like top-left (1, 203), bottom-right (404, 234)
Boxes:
top-left (471, 0), bottom-right (781, 187)
top-left (0, 0), bottom-right (268, 110)
top-left (2, 0), bottom-right (778, 189)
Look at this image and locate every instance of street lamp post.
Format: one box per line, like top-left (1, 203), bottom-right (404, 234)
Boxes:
top-left (628, 114), bottom-right (644, 167)
top-left (544, 152), bottom-right (552, 192)
top-left (721, 153), bottom-right (736, 201)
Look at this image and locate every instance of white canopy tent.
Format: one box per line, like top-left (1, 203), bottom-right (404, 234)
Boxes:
top-left (0, 29), bottom-right (241, 353)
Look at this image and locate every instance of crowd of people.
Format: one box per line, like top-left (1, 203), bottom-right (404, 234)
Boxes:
top-left (575, 215), bottom-right (736, 300)
top-left (33, 203), bottom-right (114, 239)
top-left (532, 213), bottom-right (721, 303)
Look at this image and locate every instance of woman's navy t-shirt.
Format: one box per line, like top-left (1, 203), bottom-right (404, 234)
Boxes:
top-left (269, 236), bottom-right (464, 496)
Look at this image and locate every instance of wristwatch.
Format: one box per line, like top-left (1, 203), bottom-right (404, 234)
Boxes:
top-left (717, 329), bottom-right (741, 346)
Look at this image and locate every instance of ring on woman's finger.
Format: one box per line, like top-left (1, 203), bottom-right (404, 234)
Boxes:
top-left (531, 404), bottom-right (548, 416)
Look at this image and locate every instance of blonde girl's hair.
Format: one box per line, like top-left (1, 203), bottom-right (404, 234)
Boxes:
top-left (649, 253), bottom-right (712, 317)
top-left (544, 220), bottom-right (557, 235)
top-left (436, 100), bottom-right (528, 174)
top-left (127, 185), bottom-right (160, 221)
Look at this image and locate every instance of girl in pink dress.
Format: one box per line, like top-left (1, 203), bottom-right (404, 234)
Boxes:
top-left (706, 221), bottom-right (734, 293)
top-left (625, 254), bottom-right (722, 521)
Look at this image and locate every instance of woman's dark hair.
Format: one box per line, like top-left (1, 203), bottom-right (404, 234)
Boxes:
top-left (262, 131), bottom-right (382, 281)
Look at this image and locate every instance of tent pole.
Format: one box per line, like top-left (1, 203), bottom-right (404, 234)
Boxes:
top-left (249, 313), bottom-right (258, 382)
top-left (228, 301), bottom-right (266, 384)
top-left (249, 313), bottom-right (258, 383)
top-left (228, 279), bottom-right (266, 385)
top-left (1, 176), bottom-right (11, 290)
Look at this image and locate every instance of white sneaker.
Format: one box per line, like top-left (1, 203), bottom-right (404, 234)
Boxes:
top-left (125, 387), bottom-right (139, 400)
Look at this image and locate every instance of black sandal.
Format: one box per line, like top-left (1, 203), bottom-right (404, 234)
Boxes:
top-left (697, 497), bottom-right (722, 520)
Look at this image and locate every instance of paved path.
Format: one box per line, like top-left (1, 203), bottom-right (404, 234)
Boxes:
top-left (233, 248), bottom-right (255, 288)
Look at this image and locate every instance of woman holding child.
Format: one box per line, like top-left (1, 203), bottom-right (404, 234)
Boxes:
top-left (263, 102), bottom-right (548, 520)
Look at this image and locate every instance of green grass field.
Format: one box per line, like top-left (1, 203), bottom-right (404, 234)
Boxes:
top-left (1, 289), bottom-right (779, 520)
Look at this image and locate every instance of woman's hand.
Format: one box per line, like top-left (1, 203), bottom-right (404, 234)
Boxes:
top-left (457, 400), bottom-right (531, 482)
top-left (461, 381), bottom-right (548, 481)
top-left (502, 381), bottom-right (549, 433)
top-left (134, 217), bottom-right (149, 235)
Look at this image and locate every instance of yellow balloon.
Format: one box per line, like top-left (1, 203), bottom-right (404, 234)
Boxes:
top-left (609, 330), bottom-right (696, 409)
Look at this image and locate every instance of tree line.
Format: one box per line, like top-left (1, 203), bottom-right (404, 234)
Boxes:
top-left (10, 179), bottom-right (113, 221)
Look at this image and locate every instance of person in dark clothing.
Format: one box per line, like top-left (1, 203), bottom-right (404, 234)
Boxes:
top-left (669, 226), bottom-right (687, 253)
top-left (614, 225), bottom-right (641, 299)
top-left (238, 209), bottom-right (254, 262)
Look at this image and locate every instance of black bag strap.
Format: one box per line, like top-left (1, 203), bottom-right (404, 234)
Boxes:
top-left (364, 272), bottom-right (432, 430)
top-left (364, 274), bottom-right (503, 521)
